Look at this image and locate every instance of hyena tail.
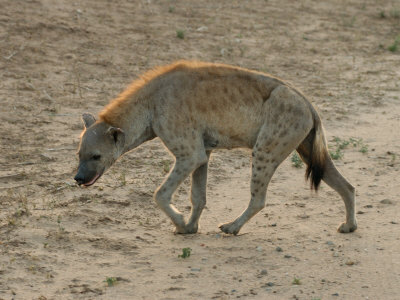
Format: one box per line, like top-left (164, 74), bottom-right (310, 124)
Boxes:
top-left (297, 107), bottom-right (328, 190)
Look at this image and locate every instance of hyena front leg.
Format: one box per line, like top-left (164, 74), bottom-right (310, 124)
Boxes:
top-left (155, 151), bottom-right (208, 234)
top-left (185, 151), bottom-right (211, 234)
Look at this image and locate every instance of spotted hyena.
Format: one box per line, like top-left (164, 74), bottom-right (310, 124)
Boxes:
top-left (74, 61), bottom-right (357, 235)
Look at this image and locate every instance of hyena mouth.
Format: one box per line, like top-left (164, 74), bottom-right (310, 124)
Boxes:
top-left (83, 169), bottom-right (104, 187)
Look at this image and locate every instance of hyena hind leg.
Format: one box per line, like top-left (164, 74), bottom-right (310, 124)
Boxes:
top-left (323, 157), bottom-right (357, 233)
top-left (220, 128), bottom-right (309, 234)
top-left (297, 137), bottom-right (357, 233)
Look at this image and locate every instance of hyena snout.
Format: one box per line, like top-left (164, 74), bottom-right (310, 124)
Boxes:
top-left (74, 163), bottom-right (104, 187)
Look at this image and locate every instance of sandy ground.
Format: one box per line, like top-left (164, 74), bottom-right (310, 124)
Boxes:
top-left (1, 0), bottom-right (400, 299)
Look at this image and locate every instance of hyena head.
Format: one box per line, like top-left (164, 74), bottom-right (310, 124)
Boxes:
top-left (74, 113), bottom-right (125, 186)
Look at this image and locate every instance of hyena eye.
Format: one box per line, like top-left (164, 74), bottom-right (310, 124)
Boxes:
top-left (92, 155), bottom-right (101, 160)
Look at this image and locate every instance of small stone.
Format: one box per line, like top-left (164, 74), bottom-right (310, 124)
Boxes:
top-left (380, 199), bottom-right (393, 205)
top-left (390, 221), bottom-right (398, 224)
top-left (260, 269), bottom-right (268, 275)
top-left (333, 252), bottom-right (339, 257)
top-left (364, 204), bottom-right (373, 208)
top-left (345, 260), bottom-right (355, 266)
top-left (256, 246), bottom-right (263, 252)
top-left (190, 268), bottom-right (201, 272)
top-left (231, 289), bottom-right (237, 293)
top-left (357, 210), bottom-right (365, 214)
top-left (326, 241), bottom-right (334, 246)
top-left (266, 282), bottom-right (274, 287)
top-left (270, 223), bottom-right (277, 227)
top-left (276, 246), bottom-right (283, 252)
top-left (332, 293), bottom-right (339, 296)
top-left (284, 254), bottom-right (292, 258)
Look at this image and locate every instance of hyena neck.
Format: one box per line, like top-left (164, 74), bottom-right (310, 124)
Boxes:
top-left (101, 102), bottom-right (155, 155)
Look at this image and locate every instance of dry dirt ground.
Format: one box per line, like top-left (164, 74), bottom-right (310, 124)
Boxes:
top-left (1, 0), bottom-right (400, 299)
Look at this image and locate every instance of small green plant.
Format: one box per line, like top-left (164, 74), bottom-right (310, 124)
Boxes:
top-left (178, 247), bottom-right (192, 258)
top-left (292, 277), bottom-right (301, 285)
top-left (329, 148), bottom-right (344, 160)
top-left (168, 6), bottom-right (175, 13)
top-left (119, 171), bottom-right (126, 186)
top-left (291, 152), bottom-right (303, 168)
top-left (359, 144), bottom-right (368, 153)
top-left (390, 9), bottom-right (400, 19)
top-left (161, 160), bottom-right (171, 173)
top-left (329, 137), bottom-right (369, 159)
top-left (176, 30), bottom-right (185, 39)
top-left (380, 11), bottom-right (386, 18)
top-left (105, 277), bottom-right (118, 287)
top-left (388, 36), bottom-right (400, 52)
top-left (57, 215), bottom-right (65, 232)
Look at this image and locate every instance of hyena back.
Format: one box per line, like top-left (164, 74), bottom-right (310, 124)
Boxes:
top-left (75, 61), bottom-right (357, 235)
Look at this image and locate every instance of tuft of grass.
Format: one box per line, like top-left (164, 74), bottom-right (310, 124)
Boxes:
top-left (178, 247), bottom-right (192, 258)
top-left (390, 9), bottom-right (400, 19)
top-left (291, 152), bottom-right (303, 168)
top-left (176, 30), bottom-right (185, 39)
top-left (57, 215), bottom-right (65, 232)
top-left (105, 277), bottom-right (118, 287)
top-left (161, 160), bottom-right (172, 173)
top-left (292, 277), bottom-right (301, 285)
top-left (119, 171), bottom-right (126, 186)
top-left (359, 144), bottom-right (368, 153)
top-left (388, 36), bottom-right (400, 52)
top-left (329, 136), bottom-right (368, 159)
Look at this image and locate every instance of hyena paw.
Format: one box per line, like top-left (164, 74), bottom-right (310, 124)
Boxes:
top-left (219, 222), bottom-right (240, 235)
top-left (337, 221), bottom-right (357, 233)
top-left (174, 223), bottom-right (198, 234)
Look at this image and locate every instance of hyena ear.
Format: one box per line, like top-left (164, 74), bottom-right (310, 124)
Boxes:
top-left (81, 113), bottom-right (96, 128)
top-left (107, 127), bottom-right (125, 149)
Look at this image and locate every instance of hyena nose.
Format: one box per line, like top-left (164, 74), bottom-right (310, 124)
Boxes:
top-left (74, 174), bottom-right (85, 185)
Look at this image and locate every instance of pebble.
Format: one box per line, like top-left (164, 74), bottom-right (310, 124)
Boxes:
top-left (190, 268), bottom-right (201, 272)
top-left (332, 293), bottom-right (339, 296)
top-left (380, 199), bottom-right (393, 205)
top-left (284, 254), bottom-right (292, 258)
top-left (326, 241), bottom-right (334, 246)
top-left (256, 246), bottom-right (263, 252)
top-left (333, 252), bottom-right (339, 257)
top-left (276, 246), bottom-right (283, 252)
top-left (260, 269), bottom-right (268, 275)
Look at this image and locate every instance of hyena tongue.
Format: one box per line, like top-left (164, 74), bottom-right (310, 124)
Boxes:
top-left (83, 173), bottom-right (101, 187)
